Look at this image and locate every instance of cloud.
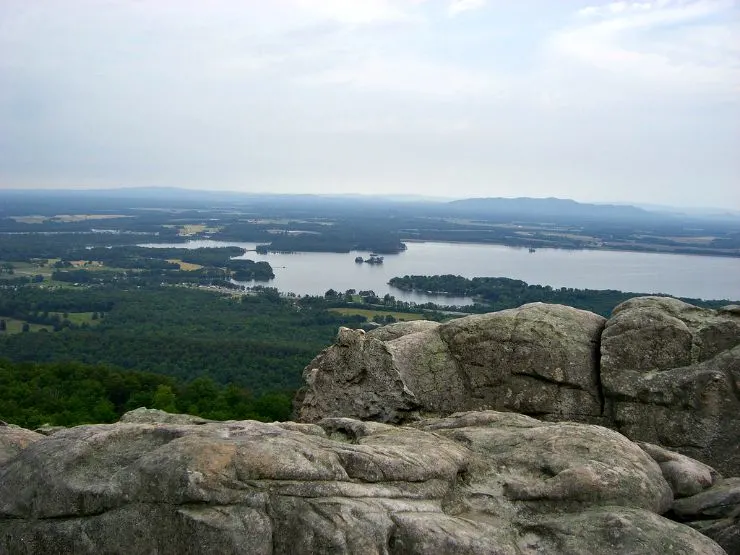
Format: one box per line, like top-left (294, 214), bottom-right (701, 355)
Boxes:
top-left (304, 55), bottom-right (500, 97)
top-left (548, 0), bottom-right (740, 99)
top-left (0, 0), bottom-right (737, 208)
top-left (448, 0), bottom-right (487, 16)
top-left (282, 0), bottom-right (421, 25)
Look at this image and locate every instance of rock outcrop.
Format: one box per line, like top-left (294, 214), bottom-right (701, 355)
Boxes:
top-left (295, 297), bottom-right (740, 476)
top-left (0, 409), bottom-right (728, 554)
top-left (297, 303), bottom-right (606, 425)
top-left (600, 297), bottom-right (740, 477)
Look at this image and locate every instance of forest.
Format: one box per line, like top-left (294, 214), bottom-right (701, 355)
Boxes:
top-left (388, 275), bottom-right (733, 317)
top-left (0, 359), bottom-right (293, 428)
top-left (0, 286), bottom-right (364, 392)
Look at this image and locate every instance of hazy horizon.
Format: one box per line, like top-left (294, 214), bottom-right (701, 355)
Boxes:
top-left (1, 1), bottom-right (738, 209)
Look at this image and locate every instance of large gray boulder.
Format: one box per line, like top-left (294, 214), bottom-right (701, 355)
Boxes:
top-left (296, 303), bottom-right (606, 424)
top-left (600, 296), bottom-right (740, 476)
top-left (0, 410), bottom-right (725, 554)
top-left (295, 296), bottom-right (740, 477)
top-left (294, 327), bottom-right (421, 424)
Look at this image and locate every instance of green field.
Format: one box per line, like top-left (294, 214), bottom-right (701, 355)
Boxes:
top-left (329, 307), bottom-right (425, 322)
top-left (0, 260), bottom-right (55, 280)
top-left (0, 311), bottom-right (100, 335)
top-left (49, 311), bottom-right (101, 325)
top-left (0, 259), bottom-right (130, 285)
top-left (0, 318), bottom-right (53, 334)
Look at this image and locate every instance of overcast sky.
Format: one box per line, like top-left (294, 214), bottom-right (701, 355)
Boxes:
top-left (0, 0), bottom-right (738, 207)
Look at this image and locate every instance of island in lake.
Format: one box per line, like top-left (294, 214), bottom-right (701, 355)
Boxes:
top-left (356, 255), bottom-right (384, 265)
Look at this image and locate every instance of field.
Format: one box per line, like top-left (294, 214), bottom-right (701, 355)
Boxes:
top-left (0, 259), bottom-right (124, 284)
top-left (329, 307), bottom-right (425, 322)
top-left (167, 259), bottom-right (203, 271)
top-left (0, 261), bottom-right (54, 279)
top-left (0, 318), bottom-right (53, 334)
top-left (49, 312), bottom-right (101, 325)
top-left (0, 311), bottom-right (101, 335)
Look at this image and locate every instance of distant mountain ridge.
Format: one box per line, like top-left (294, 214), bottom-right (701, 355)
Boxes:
top-left (447, 197), bottom-right (651, 220)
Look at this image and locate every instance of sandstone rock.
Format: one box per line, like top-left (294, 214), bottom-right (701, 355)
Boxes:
top-left (1, 410), bottom-right (725, 554)
top-left (296, 303), bottom-right (606, 424)
top-left (34, 425), bottom-right (68, 436)
top-left (672, 478), bottom-right (740, 554)
top-left (297, 297), bottom-right (740, 475)
top-left (294, 327), bottom-right (420, 423)
top-left (119, 407), bottom-right (213, 425)
top-left (366, 319), bottom-right (441, 341)
top-left (601, 296), bottom-right (740, 476)
top-left (0, 425), bottom-right (43, 465)
top-left (639, 442), bottom-right (719, 498)
top-left (414, 412), bottom-right (673, 516)
top-left (673, 478), bottom-right (740, 520)
top-left (519, 507), bottom-right (726, 555)
top-left (688, 519), bottom-right (740, 555)
top-left (438, 304), bottom-right (606, 421)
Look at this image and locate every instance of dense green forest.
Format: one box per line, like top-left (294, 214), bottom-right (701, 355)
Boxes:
top-left (0, 359), bottom-right (292, 428)
top-left (0, 286), bottom-right (363, 393)
top-left (388, 275), bottom-right (734, 317)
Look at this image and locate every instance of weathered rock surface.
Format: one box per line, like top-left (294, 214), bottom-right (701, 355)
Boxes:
top-left (671, 478), bottom-right (740, 554)
top-left (294, 327), bottom-right (421, 423)
top-left (638, 441), bottom-right (719, 498)
top-left (297, 303), bottom-right (606, 424)
top-left (295, 297), bottom-right (740, 476)
top-left (600, 296), bottom-right (740, 477)
top-left (0, 410), bottom-right (726, 554)
top-left (0, 424), bottom-right (43, 465)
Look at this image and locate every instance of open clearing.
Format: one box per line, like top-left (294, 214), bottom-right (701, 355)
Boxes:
top-left (0, 312), bottom-right (101, 334)
top-left (167, 259), bottom-right (203, 271)
top-left (329, 308), bottom-right (425, 321)
top-left (0, 318), bottom-right (53, 334)
top-left (49, 312), bottom-right (101, 325)
top-left (178, 224), bottom-right (207, 236)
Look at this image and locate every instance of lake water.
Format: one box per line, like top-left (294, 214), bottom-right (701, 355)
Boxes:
top-left (140, 240), bottom-right (740, 305)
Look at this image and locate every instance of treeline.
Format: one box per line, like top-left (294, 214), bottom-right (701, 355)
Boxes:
top-left (63, 246), bottom-right (275, 281)
top-left (0, 359), bottom-right (292, 428)
top-left (214, 220), bottom-right (407, 254)
top-left (388, 275), bottom-right (734, 317)
top-left (0, 232), bottom-right (158, 261)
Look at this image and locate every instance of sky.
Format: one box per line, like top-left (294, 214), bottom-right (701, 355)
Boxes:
top-left (0, 0), bottom-right (738, 208)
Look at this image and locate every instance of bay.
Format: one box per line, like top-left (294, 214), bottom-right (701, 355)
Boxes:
top-left (140, 240), bottom-right (740, 305)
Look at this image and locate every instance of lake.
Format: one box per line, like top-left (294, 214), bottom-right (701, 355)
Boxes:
top-left (140, 240), bottom-right (740, 305)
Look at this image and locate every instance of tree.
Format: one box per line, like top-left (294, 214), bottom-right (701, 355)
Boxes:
top-left (152, 385), bottom-right (178, 413)
top-left (253, 392), bottom-right (292, 422)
